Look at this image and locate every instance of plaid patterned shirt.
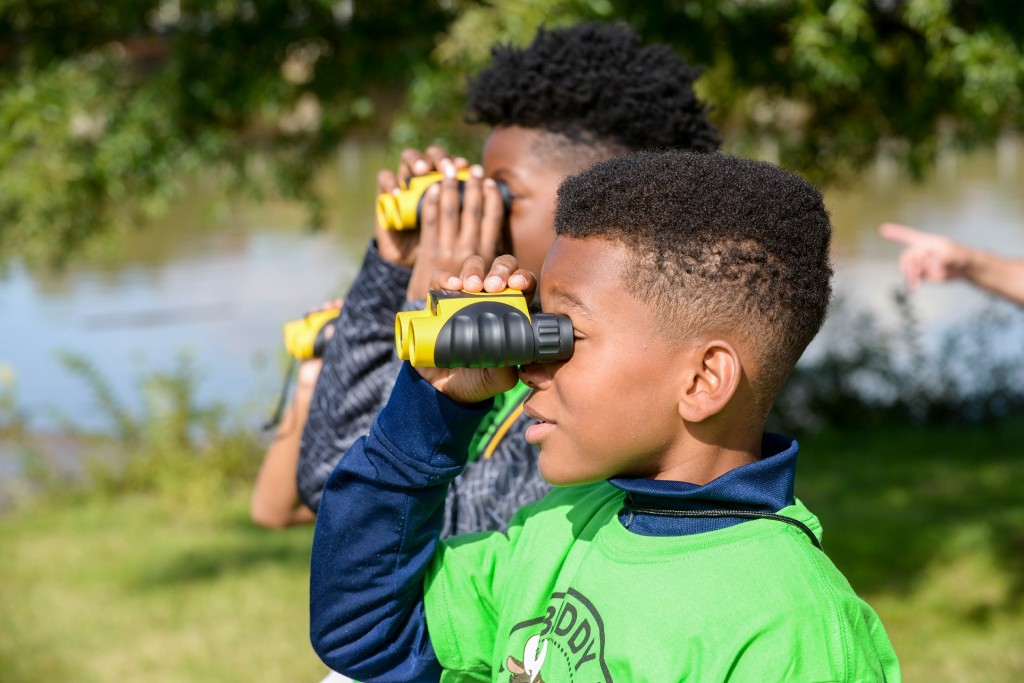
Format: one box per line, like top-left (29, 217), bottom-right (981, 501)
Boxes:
top-left (299, 242), bottom-right (551, 536)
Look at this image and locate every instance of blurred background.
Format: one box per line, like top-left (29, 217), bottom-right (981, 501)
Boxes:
top-left (1, 2), bottom-right (1022, 681)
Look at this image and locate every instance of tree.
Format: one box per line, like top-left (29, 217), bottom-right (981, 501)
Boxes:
top-left (0, 0), bottom-right (456, 265)
top-left (2, 0), bottom-right (1022, 265)
top-left (397, 0), bottom-right (1024, 183)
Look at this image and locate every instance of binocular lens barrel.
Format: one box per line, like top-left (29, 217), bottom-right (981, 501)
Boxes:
top-left (376, 171), bottom-right (512, 231)
top-left (395, 290), bottom-right (573, 368)
top-left (283, 308), bottom-right (342, 361)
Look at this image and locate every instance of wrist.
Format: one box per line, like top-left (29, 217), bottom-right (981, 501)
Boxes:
top-left (369, 239), bottom-right (414, 274)
top-left (376, 364), bottom-right (493, 469)
top-left (958, 245), bottom-right (987, 282)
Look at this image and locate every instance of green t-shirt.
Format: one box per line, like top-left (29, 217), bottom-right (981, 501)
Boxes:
top-left (424, 482), bottom-right (900, 682)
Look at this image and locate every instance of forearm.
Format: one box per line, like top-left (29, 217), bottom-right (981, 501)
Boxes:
top-left (252, 359), bottom-right (324, 528)
top-left (298, 241), bottom-right (414, 510)
top-left (963, 248), bottom-right (1024, 305)
top-left (251, 403), bottom-right (314, 528)
top-left (309, 363), bottom-right (492, 682)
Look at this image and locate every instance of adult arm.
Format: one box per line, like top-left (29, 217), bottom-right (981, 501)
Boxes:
top-left (309, 363), bottom-right (492, 682)
top-left (880, 222), bottom-right (1024, 304)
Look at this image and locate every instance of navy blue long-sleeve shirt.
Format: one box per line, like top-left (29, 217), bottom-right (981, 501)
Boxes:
top-left (309, 363), bottom-right (799, 682)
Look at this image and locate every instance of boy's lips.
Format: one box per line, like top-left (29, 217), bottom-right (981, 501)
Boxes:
top-left (523, 403), bottom-right (556, 444)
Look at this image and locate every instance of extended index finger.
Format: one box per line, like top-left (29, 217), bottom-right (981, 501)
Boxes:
top-left (879, 223), bottom-right (928, 247)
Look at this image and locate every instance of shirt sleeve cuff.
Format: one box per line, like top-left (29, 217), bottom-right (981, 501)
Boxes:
top-left (374, 363), bottom-right (495, 475)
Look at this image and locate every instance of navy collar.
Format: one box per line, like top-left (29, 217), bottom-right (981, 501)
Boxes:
top-left (608, 433), bottom-right (798, 537)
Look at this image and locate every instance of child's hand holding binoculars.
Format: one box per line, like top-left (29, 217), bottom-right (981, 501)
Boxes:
top-left (412, 255), bottom-right (537, 406)
top-left (374, 146), bottom-right (508, 302)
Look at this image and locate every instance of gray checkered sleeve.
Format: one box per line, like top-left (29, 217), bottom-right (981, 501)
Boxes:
top-left (298, 241), bottom-right (409, 511)
top-left (298, 240), bottom-right (552, 534)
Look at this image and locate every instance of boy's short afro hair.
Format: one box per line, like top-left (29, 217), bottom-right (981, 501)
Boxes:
top-left (555, 150), bottom-right (833, 412)
top-left (466, 22), bottom-right (720, 154)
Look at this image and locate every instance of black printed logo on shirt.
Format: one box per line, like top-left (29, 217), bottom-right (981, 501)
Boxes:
top-left (504, 588), bottom-right (612, 682)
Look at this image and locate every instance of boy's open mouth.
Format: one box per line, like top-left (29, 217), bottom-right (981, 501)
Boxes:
top-left (523, 404), bottom-right (556, 444)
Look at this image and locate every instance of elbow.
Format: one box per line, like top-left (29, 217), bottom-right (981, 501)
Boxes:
top-left (250, 500), bottom-right (290, 529)
top-left (309, 593), bottom-right (437, 682)
top-left (311, 627), bottom-right (439, 683)
top-left (310, 622), bottom-right (367, 680)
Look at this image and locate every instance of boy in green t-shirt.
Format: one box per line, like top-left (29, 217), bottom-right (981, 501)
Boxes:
top-left (310, 150), bottom-right (901, 682)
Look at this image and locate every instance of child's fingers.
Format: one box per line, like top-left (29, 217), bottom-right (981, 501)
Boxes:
top-left (456, 166), bottom-right (485, 257)
top-left (507, 269), bottom-right (536, 296)
top-left (458, 255), bottom-right (487, 292)
top-left (429, 269), bottom-right (463, 292)
top-left (398, 148), bottom-right (435, 180)
top-left (425, 146), bottom-right (452, 169)
top-left (438, 160), bottom-right (461, 247)
top-left (483, 254), bottom-right (523, 292)
top-left (377, 169), bottom-right (397, 195)
top-left (418, 183), bottom-right (442, 253)
top-left (478, 178), bottom-right (505, 263)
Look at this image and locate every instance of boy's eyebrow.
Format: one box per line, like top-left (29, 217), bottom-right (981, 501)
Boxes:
top-left (546, 287), bottom-right (593, 319)
top-left (489, 167), bottom-right (513, 181)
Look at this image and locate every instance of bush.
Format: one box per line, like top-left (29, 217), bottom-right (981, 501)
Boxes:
top-left (46, 351), bottom-right (264, 510)
top-left (771, 291), bottom-right (1024, 433)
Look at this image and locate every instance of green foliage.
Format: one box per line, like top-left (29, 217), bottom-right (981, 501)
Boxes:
top-left (3, 1), bottom-right (1022, 263)
top-left (0, 0), bottom-right (458, 265)
top-left (51, 351), bottom-right (262, 507)
top-left (399, 0), bottom-right (1024, 182)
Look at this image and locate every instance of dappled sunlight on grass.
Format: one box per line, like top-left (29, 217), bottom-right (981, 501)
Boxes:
top-left (798, 421), bottom-right (1024, 682)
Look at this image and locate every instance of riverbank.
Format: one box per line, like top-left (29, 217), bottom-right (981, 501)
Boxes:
top-left (2, 420), bottom-right (1023, 681)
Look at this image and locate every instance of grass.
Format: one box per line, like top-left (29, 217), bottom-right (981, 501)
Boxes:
top-left (798, 420), bottom-right (1024, 682)
top-left (2, 419), bottom-right (1023, 682)
top-left (0, 492), bottom-right (328, 683)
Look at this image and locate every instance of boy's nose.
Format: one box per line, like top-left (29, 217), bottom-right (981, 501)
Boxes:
top-left (518, 361), bottom-right (552, 389)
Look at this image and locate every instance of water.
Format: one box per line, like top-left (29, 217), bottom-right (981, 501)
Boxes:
top-left (2, 138), bottom-right (1023, 432)
top-left (1, 140), bottom-right (388, 432)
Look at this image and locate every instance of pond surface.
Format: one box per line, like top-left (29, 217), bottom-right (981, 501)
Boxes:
top-left (2, 138), bottom-right (1023, 432)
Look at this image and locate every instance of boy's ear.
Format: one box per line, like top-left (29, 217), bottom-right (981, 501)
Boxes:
top-left (677, 340), bottom-right (741, 422)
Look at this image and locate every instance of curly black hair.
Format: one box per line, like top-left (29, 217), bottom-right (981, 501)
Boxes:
top-left (555, 150), bottom-right (833, 413)
top-left (466, 22), bottom-right (720, 158)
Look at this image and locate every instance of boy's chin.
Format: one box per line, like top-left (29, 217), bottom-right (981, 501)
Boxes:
top-left (538, 454), bottom-right (606, 487)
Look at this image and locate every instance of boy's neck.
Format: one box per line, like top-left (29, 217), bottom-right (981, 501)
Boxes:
top-left (653, 429), bottom-right (763, 485)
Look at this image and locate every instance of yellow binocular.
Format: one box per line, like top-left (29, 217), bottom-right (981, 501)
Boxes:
top-left (395, 289), bottom-right (573, 368)
top-left (283, 308), bottom-right (342, 361)
top-left (376, 170), bottom-right (512, 231)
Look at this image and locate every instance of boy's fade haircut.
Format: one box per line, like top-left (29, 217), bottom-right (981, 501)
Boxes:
top-left (466, 21), bottom-right (720, 165)
top-left (555, 150), bottom-right (833, 418)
